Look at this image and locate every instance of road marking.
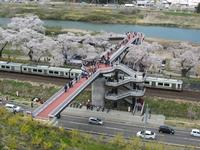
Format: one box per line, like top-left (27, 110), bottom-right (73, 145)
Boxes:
top-left (63, 120), bottom-right (132, 132)
top-left (183, 137), bottom-right (200, 142)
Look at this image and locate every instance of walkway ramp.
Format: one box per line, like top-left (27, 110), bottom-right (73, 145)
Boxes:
top-left (110, 34), bottom-right (143, 63)
top-left (33, 65), bottom-right (128, 119)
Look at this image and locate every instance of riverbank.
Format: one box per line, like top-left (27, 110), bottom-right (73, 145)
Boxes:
top-left (0, 3), bottom-right (200, 29)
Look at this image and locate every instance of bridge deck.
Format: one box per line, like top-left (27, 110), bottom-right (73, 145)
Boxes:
top-left (36, 64), bottom-right (109, 119)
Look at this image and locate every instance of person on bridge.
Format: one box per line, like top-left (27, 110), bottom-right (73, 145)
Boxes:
top-left (64, 84), bottom-right (68, 92)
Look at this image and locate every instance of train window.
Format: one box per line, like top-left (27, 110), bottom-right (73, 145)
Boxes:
top-left (65, 73), bottom-right (68, 75)
top-left (38, 69), bottom-right (42, 73)
top-left (23, 68), bottom-right (27, 71)
top-left (178, 84), bottom-right (181, 88)
top-left (54, 71), bottom-right (58, 74)
top-left (144, 81), bottom-right (150, 85)
top-left (71, 73), bottom-right (74, 76)
top-left (6, 66), bottom-right (10, 69)
top-left (33, 69), bottom-right (37, 72)
top-left (49, 71), bottom-right (53, 74)
top-left (1, 65), bottom-right (5, 68)
top-left (158, 82), bottom-right (163, 86)
top-left (164, 83), bottom-right (170, 86)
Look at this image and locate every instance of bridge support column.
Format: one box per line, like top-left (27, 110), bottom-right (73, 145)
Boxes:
top-left (92, 77), bottom-right (106, 107)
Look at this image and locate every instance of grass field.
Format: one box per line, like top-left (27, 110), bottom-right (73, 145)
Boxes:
top-left (0, 3), bottom-right (200, 29)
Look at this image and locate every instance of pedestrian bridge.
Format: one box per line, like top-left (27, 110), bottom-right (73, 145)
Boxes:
top-left (32, 32), bottom-right (145, 120)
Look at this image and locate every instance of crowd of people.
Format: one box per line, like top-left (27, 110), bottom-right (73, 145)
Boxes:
top-left (63, 31), bottom-right (144, 94)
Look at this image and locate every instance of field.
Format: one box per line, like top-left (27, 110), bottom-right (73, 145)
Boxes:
top-left (0, 3), bottom-right (200, 29)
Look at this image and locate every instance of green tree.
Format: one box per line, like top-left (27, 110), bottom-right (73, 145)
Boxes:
top-left (196, 3), bottom-right (200, 13)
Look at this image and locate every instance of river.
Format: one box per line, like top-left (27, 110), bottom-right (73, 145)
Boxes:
top-left (1, 17), bottom-right (200, 43)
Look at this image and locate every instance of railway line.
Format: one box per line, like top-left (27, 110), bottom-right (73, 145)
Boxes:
top-left (0, 72), bottom-right (200, 102)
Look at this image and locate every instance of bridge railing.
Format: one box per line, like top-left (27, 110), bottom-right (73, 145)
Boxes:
top-left (105, 89), bottom-right (146, 101)
top-left (32, 86), bottom-right (64, 117)
top-left (49, 66), bottom-right (119, 118)
top-left (105, 77), bottom-right (144, 87)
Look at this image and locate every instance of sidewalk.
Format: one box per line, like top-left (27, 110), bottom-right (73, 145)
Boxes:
top-left (62, 106), bottom-right (165, 127)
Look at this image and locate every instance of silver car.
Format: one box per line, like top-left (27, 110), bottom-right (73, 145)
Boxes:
top-left (88, 117), bottom-right (103, 125)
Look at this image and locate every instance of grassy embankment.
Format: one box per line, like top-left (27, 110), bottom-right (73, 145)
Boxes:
top-left (1, 108), bottom-right (189, 150)
top-left (0, 79), bottom-right (200, 129)
top-left (0, 3), bottom-right (200, 29)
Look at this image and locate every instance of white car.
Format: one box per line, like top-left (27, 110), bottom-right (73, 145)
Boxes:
top-left (136, 130), bottom-right (156, 140)
top-left (5, 103), bottom-right (22, 112)
top-left (190, 129), bottom-right (200, 137)
top-left (88, 117), bottom-right (103, 125)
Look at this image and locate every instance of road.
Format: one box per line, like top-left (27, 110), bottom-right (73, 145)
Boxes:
top-left (58, 114), bottom-right (200, 148)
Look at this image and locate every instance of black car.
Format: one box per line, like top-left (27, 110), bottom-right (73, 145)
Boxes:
top-left (159, 125), bottom-right (175, 134)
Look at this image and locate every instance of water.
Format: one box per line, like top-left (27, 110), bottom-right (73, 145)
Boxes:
top-left (1, 17), bottom-right (200, 43)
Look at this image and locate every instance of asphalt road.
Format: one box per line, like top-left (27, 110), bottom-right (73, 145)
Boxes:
top-left (58, 114), bottom-right (200, 148)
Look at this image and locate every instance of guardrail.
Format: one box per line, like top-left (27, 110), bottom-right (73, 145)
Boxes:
top-left (49, 69), bottom-right (102, 118)
top-left (105, 77), bottom-right (144, 87)
top-left (49, 66), bottom-right (121, 118)
top-left (105, 89), bottom-right (146, 101)
top-left (32, 86), bottom-right (64, 117)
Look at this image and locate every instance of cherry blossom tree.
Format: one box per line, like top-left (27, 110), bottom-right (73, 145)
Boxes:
top-left (0, 28), bottom-right (17, 58)
top-left (124, 42), bottom-right (163, 72)
top-left (13, 28), bottom-right (45, 61)
top-left (168, 42), bottom-right (200, 77)
top-left (7, 15), bottom-right (45, 33)
top-left (170, 50), bottom-right (200, 77)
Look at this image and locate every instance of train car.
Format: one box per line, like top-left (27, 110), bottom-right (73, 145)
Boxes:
top-left (0, 61), bottom-right (22, 73)
top-left (145, 76), bottom-right (183, 91)
top-left (70, 69), bottom-right (82, 79)
top-left (47, 67), bottom-right (71, 78)
top-left (22, 65), bottom-right (49, 76)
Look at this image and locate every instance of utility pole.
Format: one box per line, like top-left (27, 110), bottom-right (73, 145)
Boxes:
top-left (142, 104), bottom-right (149, 150)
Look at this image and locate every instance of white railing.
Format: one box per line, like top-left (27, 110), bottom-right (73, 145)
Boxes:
top-left (105, 89), bottom-right (146, 101)
top-left (110, 37), bottom-right (137, 63)
top-left (32, 87), bottom-right (64, 117)
top-left (49, 66), bottom-right (118, 118)
top-left (105, 77), bottom-right (144, 87)
top-left (49, 69), bottom-right (102, 118)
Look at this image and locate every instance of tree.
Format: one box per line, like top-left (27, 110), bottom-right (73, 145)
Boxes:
top-left (196, 3), bottom-right (200, 13)
top-left (0, 15), bottom-right (45, 59)
top-left (0, 28), bottom-right (16, 58)
top-left (7, 15), bottom-right (45, 33)
top-left (14, 28), bottom-right (45, 61)
top-left (170, 50), bottom-right (199, 77)
top-left (124, 42), bottom-right (164, 72)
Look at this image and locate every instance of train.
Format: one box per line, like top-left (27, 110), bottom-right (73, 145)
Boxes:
top-left (0, 61), bottom-right (82, 79)
top-left (0, 61), bottom-right (183, 91)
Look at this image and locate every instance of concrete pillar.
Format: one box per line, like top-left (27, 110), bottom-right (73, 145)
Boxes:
top-left (92, 77), bottom-right (106, 107)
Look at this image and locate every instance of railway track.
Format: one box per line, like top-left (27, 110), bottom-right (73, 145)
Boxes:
top-left (0, 72), bottom-right (200, 102)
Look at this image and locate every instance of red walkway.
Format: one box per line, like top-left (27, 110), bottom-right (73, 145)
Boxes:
top-left (36, 64), bottom-right (109, 119)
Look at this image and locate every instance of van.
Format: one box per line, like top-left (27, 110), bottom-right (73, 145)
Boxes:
top-left (5, 103), bottom-right (22, 112)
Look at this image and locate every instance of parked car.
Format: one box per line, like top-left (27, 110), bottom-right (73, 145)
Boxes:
top-left (159, 125), bottom-right (175, 134)
top-left (136, 130), bottom-right (156, 140)
top-left (5, 103), bottom-right (22, 112)
top-left (88, 117), bottom-right (103, 125)
top-left (190, 129), bottom-right (200, 137)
